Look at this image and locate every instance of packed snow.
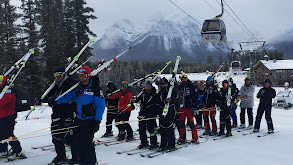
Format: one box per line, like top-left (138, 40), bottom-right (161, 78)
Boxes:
top-left (3, 73), bottom-right (293, 165)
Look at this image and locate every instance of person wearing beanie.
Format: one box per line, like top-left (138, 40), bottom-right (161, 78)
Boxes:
top-left (254, 79), bottom-right (276, 133)
top-left (108, 81), bottom-right (134, 141)
top-left (238, 77), bottom-right (255, 129)
top-left (216, 80), bottom-right (232, 137)
top-left (134, 79), bottom-right (160, 150)
top-left (56, 66), bottom-right (105, 165)
top-left (228, 78), bottom-right (239, 128)
top-left (102, 81), bottom-right (119, 138)
top-left (177, 74), bottom-right (199, 144)
top-left (34, 66), bottom-right (77, 165)
top-left (0, 75), bottom-right (26, 160)
top-left (202, 76), bottom-right (219, 136)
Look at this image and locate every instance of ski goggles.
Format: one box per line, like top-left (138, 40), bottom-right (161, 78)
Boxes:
top-left (122, 83), bottom-right (128, 87)
top-left (222, 83), bottom-right (228, 87)
top-left (78, 69), bottom-right (88, 74)
top-left (54, 72), bottom-right (65, 77)
top-left (180, 74), bottom-right (187, 79)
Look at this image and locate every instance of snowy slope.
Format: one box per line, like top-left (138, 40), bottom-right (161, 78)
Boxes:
top-left (3, 73), bottom-right (293, 165)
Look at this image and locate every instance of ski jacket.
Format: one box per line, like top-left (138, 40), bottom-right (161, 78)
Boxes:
top-left (203, 83), bottom-right (219, 107)
top-left (46, 74), bottom-right (76, 119)
top-left (239, 84), bottom-right (255, 108)
top-left (105, 89), bottom-right (119, 112)
top-left (0, 88), bottom-right (16, 119)
top-left (158, 86), bottom-right (178, 128)
top-left (177, 81), bottom-right (198, 109)
top-left (135, 87), bottom-right (160, 117)
top-left (257, 86), bottom-right (276, 106)
top-left (57, 76), bottom-right (105, 121)
top-left (109, 88), bottom-right (133, 112)
top-left (216, 88), bottom-right (230, 112)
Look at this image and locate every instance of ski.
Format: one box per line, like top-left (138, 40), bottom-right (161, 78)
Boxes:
top-left (31, 144), bottom-right (54, 149)
top-left (127, 149), bottom-right (152, 155)
top-left (242, 130), bottom-right (264, 136)
top-left (116, 148), bottom-right (141, 154)
top-left (0, 49), bottom-right (34, 99)
top-left (162, 56), bottom-right (181, 116)
top-left (213, 134), bottom-right (237, 141)
top-left (257, 131), bottom-right (280, 138)
top-left (56, 46), bottom-right (131, 101)
top-left (104, 139), bottom-right (138, 146)
top-left (237, 128), bottom-right (253, 132)
top-left (147, 144), bottom-right (189, 158)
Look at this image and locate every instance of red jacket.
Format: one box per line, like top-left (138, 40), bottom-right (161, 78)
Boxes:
top-left (0, 89), bottom-right (16, 119)
top-left (109, 89), bottom-right (133, 112)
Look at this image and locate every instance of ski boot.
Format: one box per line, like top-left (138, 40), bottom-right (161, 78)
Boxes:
top-left (267, 129), bottom-right (274, 134)
top-left (7, 151), bottom-right (27, 161)
top-left (232, 124), bottom-right (237, 128)
top-left (0, 151), bottom-right (10, 159)
top-left (148, 144), bottom-right (159, 150)
top-left (125, 135), bottom-right (134, 142)
top-left (196, 124), bottom-right (203, 129)
top-left (253, 128), bottom-right (259, 133)
top-left (137, 143), bottom-right (149, 149)
top-left (239, 124), bottom-right (246, 129)
top-left (247, 125), bottom-right (253, 129)
top-left (67, 158), bottom-right (79, 165)
top-left (210, 130), bottom-right (218, 136)
top-left (202, 129), bottom-right (211, 135)
top-left (190, 139), bottom-right (200, 144)
top-left (101, 131), bottom-right (113, 138)
top-left (218, 131), bottom-right (225, 136)
top-left (225, 132), bottom-right (232, 137)
top-left (158, 146), bottom-right (167, 152)
top-left (167, 146), bottom-right (176, 151)
top-left (116, 133), bottom-right (125, 141)
top-left (177, 138), bottom-right (186, 145)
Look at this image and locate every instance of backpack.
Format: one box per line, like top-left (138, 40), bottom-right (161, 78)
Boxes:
top-left (13, 87), bottom-right (31, 112)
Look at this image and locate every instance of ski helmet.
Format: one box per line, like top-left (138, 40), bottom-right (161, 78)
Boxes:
top-left (145, 79), bottom-right (153, 86)
top-left (54, 66), bottom-right (65, 77)
top-left (78, 66), bottom-right (91, 77)
top-left (122, 81), bottom-right (129, 87)
top-left (0, 75), bottom-right (8, 87)
top-left (206, 76), bottom-right (213, 81)
top-left (106, 81), bottom-right (116, 89)
top-left (179, 73), bottom-right (187, 79)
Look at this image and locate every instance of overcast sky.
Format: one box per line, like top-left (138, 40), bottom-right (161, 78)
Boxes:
top-left (11, 0), bottom-right (293, 48)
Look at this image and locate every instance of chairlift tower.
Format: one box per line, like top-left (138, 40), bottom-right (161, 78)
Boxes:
top-left (239, 41), bottom-right (266, 85)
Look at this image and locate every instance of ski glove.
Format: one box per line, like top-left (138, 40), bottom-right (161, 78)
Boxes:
top-left (48, 96), bottom-right (57, 107)
top-left (34, 97), bottom-right (42, 106)
top-left (93, 120), bottom-right (101, 133)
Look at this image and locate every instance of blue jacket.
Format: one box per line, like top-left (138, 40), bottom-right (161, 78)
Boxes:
top-left (57, 77), bottom-right (105, 121)
top-left (177, 81), bottom-right (198, 109)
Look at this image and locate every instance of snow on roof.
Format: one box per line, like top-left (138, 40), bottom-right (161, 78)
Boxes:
top-left (258, 60), bottom-right (293, 70)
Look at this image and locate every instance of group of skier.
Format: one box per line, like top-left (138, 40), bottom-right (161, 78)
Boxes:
top-left (0, 63), bottom-right (277, 165)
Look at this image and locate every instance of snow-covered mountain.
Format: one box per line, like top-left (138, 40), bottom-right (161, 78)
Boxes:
top-left (91, 12), bottom-right (230, 63)
top-left (266, 29), bottom-right (293, 58)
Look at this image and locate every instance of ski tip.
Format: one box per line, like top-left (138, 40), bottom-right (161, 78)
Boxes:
top-left (176, 56), bottom-right (181, 60)
top-left (29, 49), bottom-right (35, 54)
top-left (90, 39), bottom-right (95, 43)
top-left (166, 61), bottom-right (172, 64)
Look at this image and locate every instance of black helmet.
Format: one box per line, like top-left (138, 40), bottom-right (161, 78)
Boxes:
top-left (264, 79), bottom-right (271, 84)
top-left (159, 77), bottom-right (169, 85)
top-left (106, 81), bottom-right (116, 89)
top-left (55, 66), bottom-right (65, 73)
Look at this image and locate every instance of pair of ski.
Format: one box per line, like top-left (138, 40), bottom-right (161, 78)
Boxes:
top-left (242, 130), bottom-right (280, 137)
top-left (141, 143), bottom-right (191, 158)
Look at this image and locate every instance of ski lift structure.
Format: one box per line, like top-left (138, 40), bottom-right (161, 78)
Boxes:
top-left (201, 0), bottom-right (226, 43)
top-left (231, 61), bottom-right (242, 73)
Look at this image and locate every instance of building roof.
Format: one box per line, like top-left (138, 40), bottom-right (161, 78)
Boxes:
top-left (255, 60), bottom-right (293, 70)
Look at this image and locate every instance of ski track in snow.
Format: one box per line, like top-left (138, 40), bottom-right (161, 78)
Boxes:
top-left (5, 73), bottom-right (293, 165)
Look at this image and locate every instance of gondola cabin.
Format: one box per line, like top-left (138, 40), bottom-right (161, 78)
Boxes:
top-left (231, 61), bottom-right (242, 73)
top-left (201, 19), bottom-right (226, 43)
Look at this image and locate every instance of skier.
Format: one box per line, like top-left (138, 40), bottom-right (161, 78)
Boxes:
top-left (158, 77), bottom-right (178, 151)
top-left (194, 81), bottom-right (204, 129)
top-left (102, 81), bottom-right (119, 137)
top-left (55, 66), bottom-right (105, 165)
top-left (229, 78), bottom-right (239, 128)
top-left (0, 75), bottom-right (27, 160)
top-left (202, 76), bottom-right (219, 136)
top-left (135, 79), bottom-right (160, 149)
top-left (35, 66), bottom-right (77, 165)
top-left (177, 74), bottom-right (199, 144)
top-left (254, 79), bottom-right (276, 133)
top-left (108, 81), bottom-right (134, 141)
top-left (238, 77), bottom-right (255, 129)
top-left (216, 80), bottom-right (232, 137)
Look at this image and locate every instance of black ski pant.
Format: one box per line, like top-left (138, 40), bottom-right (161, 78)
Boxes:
top-left (105, 110), bottom-right (117, 133)
top-left (51, 117), bottom-right (75, 159)
top-left (138, 118), bottom-right (157, 146)
top-left (254, 104), bottom-right (274, 130)
top-left (160, 126), bottom-right (175, 149)
top-left (219, 108), bottom-right (231, 134)
top-left (0, 115), bottom-right (22, 153)
top-left (240, 108), bottom-right (253, 126)
top-left (73, 119), bottom-right (97, 165)
top-left (116, 111), bottom-right (133, 139)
